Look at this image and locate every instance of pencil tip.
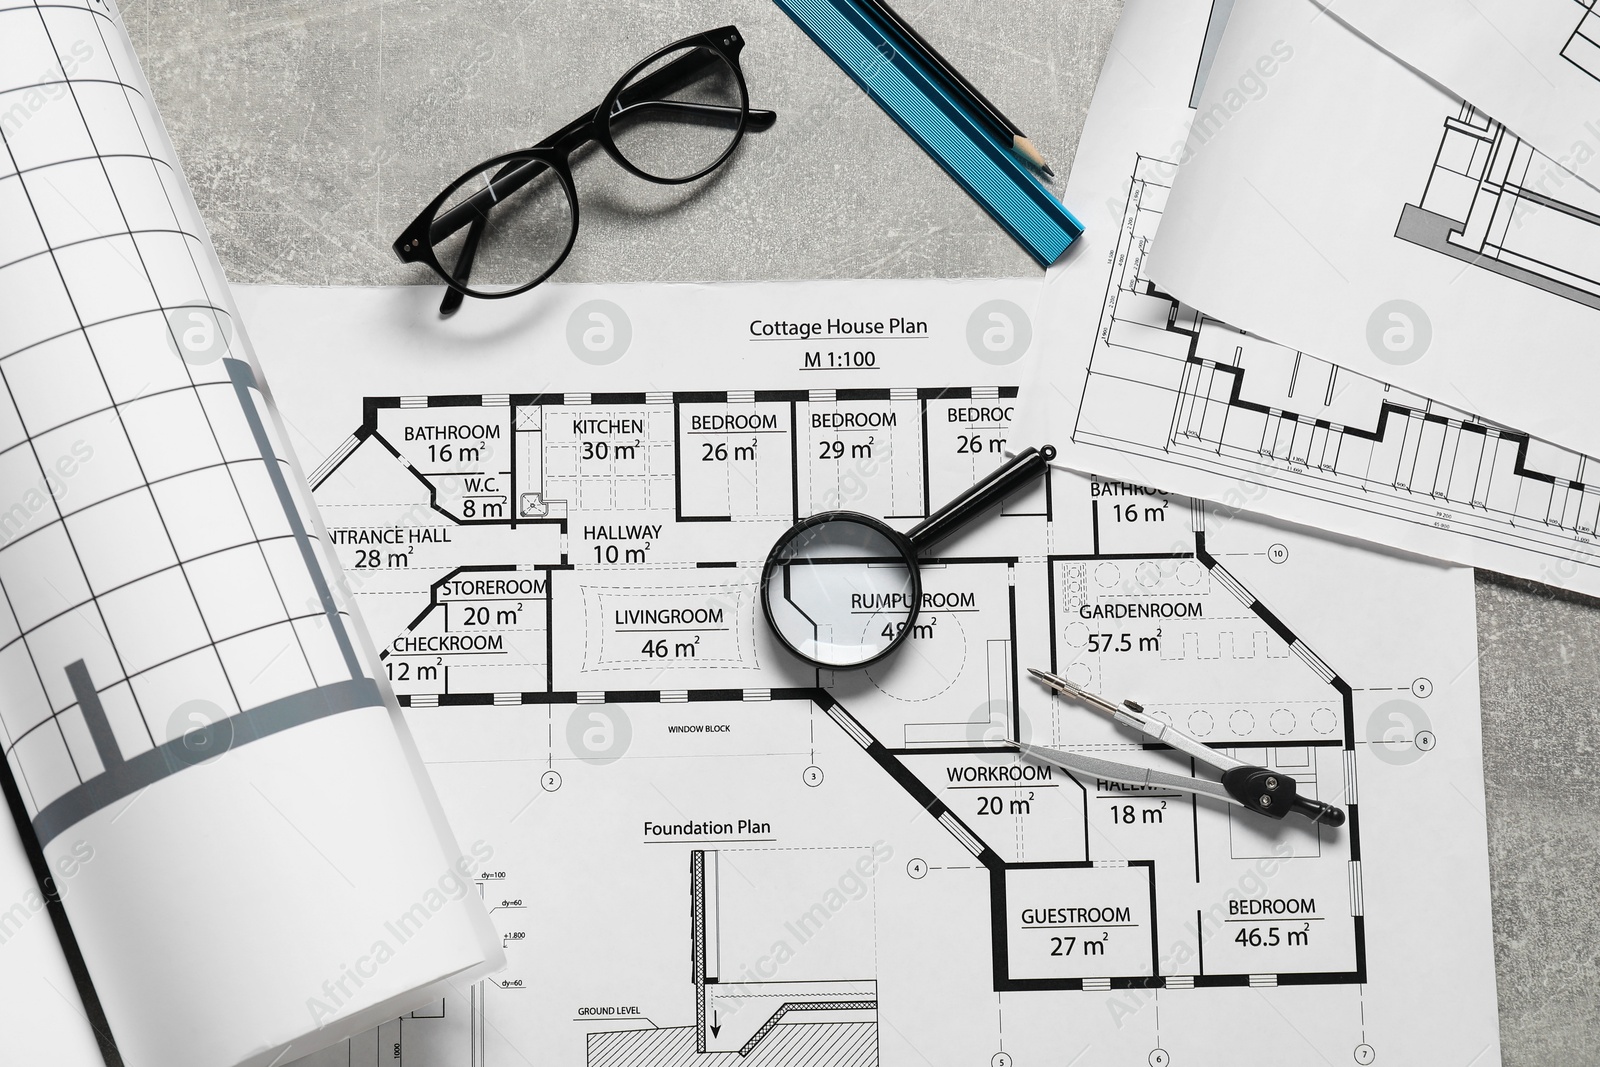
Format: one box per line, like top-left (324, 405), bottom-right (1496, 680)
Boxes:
top-left (1012, 136), bottom-right (1051, 173)
top-left (1040, 164), bottom-right (1056, 178)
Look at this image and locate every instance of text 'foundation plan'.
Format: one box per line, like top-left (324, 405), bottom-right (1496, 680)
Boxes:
top-left (238, 277), bottom-right (1497, 1067)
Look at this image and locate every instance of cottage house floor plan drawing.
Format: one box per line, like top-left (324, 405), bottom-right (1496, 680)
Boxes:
top-left (244, 276), bottom-right (1493, 1067)
top-left (303, 382), bottom-right (1374, 1064)
top-left (314, 384), bottom-right (1365, 987)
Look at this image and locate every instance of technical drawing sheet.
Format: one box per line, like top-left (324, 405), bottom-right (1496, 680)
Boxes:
top-left (0, 1), bottom-right (503, 1064)
top-left (236, 275), bottom-right (1500, 1067)
top-left (1142, 0), bottom-right (1600, 461)
top-left (1323, 0), bottom-right (1600, 195)
top-left (1018, 0), bottom-right (1600, 597)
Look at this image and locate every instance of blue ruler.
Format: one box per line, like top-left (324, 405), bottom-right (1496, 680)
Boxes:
top-left (772, 0), bottom-right (1083, 266)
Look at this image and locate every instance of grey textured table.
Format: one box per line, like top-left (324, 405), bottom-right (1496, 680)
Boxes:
top-left (126, 1), bottom-right (1598, 1061)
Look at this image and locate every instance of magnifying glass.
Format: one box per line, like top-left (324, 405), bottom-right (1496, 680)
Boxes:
top-left (760, 445), bottom-right (1055, 669)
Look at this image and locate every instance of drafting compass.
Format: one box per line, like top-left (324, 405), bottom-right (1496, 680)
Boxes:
top-left (1021, 668), bottom-right (1346, 827)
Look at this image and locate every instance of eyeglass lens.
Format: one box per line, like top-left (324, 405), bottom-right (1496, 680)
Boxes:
top-left (607, 44), bottom-right (745, 181)
top-left (430, 158), bottom-right (575, 296)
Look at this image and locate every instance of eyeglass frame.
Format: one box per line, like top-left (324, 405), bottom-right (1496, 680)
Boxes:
top-left (393, 26), bottom-right (776, 313)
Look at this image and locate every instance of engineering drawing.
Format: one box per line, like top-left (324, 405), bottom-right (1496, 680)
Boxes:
top-left (1074, 154), bottom-right (1600, 589)
top-left (1396, 102), bottom-right (1600, 310)
top-left (1564, 0), bottom-right (1600, 80)
top-left (290, 376), bottom-right (1450, 1065)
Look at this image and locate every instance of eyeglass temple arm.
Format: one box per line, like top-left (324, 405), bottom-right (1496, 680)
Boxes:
top-left (610, 43), bottom-right (776, 130)
top-left (610, 99), bottom-right (777, 131)
top-left (616, 43), bottom-right (728, 110)
top-left (427, 151), bottom-right (561, 248)
top-left (438, 213), bottom-right (485, 316)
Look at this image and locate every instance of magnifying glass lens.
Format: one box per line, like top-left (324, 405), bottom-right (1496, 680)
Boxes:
top-left (762, 517), bottom-right (917, 668)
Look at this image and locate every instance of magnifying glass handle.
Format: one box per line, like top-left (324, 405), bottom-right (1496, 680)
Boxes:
top-left (906, 445), bottom-right (1056, 554)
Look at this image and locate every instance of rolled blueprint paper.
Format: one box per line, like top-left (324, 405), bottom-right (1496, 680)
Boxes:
top-left (0, 2), bottom-right (505, 1064)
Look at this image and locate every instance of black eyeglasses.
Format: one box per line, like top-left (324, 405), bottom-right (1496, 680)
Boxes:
top-left (394, 26), bottom-right (775, 317)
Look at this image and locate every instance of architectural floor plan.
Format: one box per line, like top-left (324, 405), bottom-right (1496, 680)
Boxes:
top-left (1141, 0), bottom-right (1600, 460)
top-left (1564, 0), bottom-right (1600, 80)
top-left (1033, 0), bottom-right (1600, 595)
top-left (1069, 153), bottom-right (1600, 592)
top-left (1303, 0), bottom-right (1600, 197)
top-left (237, 275), bottom-right (1495, 1067)
top-left (1397, 102), bottom-right (1600, 310)
top-left (293, 384), bottom-right (1449, 1066)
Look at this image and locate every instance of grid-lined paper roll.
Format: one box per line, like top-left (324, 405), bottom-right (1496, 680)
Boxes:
top-left (0, 2), bottom-right (504, 1064)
